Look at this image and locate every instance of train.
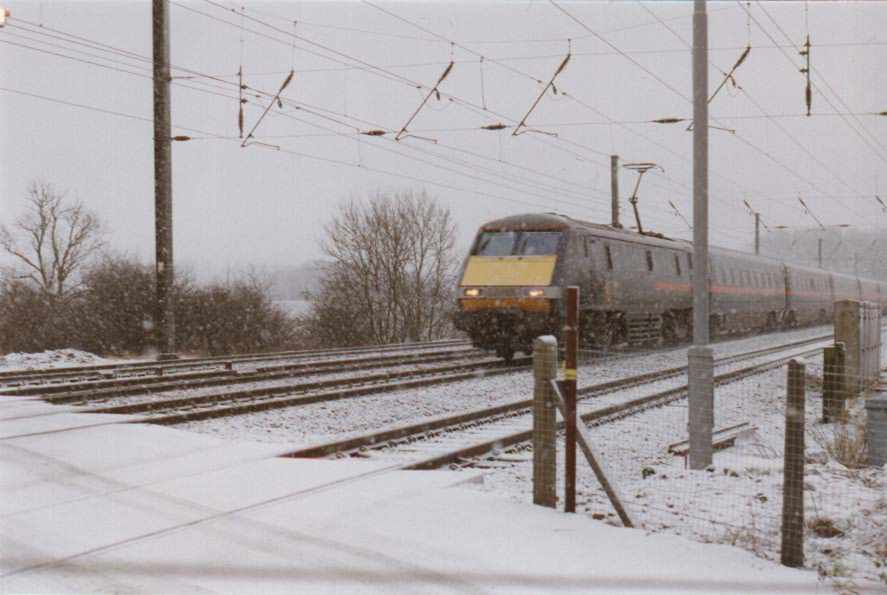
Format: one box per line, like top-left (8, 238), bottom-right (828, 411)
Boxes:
top-left (453, 213), bottom-right (887, 361)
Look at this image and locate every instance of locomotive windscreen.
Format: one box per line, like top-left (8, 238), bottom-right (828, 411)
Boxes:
top-left (474, 231), bottom-right (561, 256)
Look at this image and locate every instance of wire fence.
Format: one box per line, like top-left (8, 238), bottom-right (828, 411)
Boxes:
top-left (530, 316), bottom-right (887, 589)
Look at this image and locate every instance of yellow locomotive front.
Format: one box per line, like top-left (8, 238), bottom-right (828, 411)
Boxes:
top-left (453, 215), bottom-right (566, 361)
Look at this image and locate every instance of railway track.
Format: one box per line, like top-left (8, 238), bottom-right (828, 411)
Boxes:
top-left (0, 355), bottom-right (531, 431)
top-left (280, 333), bottom-right (839, 469)
top-left (5, 347), bottom-right (483, 400)
top-left (0, 338), bottom-right (472, 388)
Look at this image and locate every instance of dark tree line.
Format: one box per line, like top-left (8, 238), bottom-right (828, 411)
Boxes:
top-left (0, 256), bottom-right (297, 356)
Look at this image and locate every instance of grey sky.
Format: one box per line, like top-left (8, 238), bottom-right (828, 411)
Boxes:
top-left (2, 0), bottom-right (885, 278)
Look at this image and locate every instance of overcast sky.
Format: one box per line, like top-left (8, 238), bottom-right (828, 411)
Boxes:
top-left (1, 1), bottom-right (885, 278)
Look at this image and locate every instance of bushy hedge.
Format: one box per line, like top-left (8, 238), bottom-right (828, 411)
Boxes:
top-left (0, 256), bottom-right (298, 356)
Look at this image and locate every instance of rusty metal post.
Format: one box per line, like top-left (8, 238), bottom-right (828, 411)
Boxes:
top-left (533, 335), bottom-right (558, 508)
top-left (781, 359), bottom-right (806, 568)
top-left (563, 287), bottom-right (579, 513)
top-left (822, 342), bottom-right (846, 422)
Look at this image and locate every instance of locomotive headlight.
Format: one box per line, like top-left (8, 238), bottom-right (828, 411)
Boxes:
top-left (464, 288), bottom-right (481, 297)
top-left (527, 288), bottom-right (545, 298)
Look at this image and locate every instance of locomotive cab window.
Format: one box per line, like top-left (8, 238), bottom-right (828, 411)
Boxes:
top-left (516, 231), bottom-right (561, 255)
top-left (474, 231), bottom-right (561, 256)
top-left (475, 231), bottom-right (517, 256)
top-left (604, 245), bottom-right (614, 270)
top-left (674, 253), bottom-right (681, 276)
top-left (645, 250), bottom-right (654, 272)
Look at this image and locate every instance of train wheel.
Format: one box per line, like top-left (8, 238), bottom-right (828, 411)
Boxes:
top-left (662, 311), bottom-right (689, 344)
top-left (496, 339), bottom-right (515, 363)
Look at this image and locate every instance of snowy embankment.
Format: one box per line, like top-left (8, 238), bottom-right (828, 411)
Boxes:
top-left (0, 348), bottom-right (117, 372)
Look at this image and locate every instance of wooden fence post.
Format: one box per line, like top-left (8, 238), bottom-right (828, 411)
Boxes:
top-left (533, 335), bottom-right (558, 508)
top-left (781, 359), bottom-right (806, 568)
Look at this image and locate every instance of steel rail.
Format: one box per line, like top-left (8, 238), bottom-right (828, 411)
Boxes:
top-left (7, 347), bottom-right (480, 399)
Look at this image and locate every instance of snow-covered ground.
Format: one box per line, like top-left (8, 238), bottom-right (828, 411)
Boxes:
top-left (0, 349), bottom-right (123, 372)
top-left (0, 399), bottom-right (827, 593)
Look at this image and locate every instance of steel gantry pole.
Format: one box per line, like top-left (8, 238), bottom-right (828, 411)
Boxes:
top-left (688, 0), bottom-right (713, 470)
top-left (610, 155), bottom-right (621, 228)
top-left (153, 0), bottom-right (176, 359)
top-left (755, 212), bottom-right (761, 255)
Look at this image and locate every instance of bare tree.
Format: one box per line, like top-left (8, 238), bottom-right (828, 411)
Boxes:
top-left (304, 189), bottom-right (457, 346)
top-left (1, 181), bottom-right (104, 297)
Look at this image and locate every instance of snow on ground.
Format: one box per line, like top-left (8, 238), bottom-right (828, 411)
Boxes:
top-left (0, 349), bottom-right (122, 372)
top-left (178, 366), bottom-right (535, 446)
top-left (0, 401), bottom-right (826, 593)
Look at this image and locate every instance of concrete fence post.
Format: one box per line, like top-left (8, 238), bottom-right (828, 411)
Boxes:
top-left (533, 335), bottom-right (558, 508)
top-left (822, 342), bottom-right (846, 423)
top-left (781, 359), bottom-right (806, 568)
top-left (687, 346), bottom-right (714, 469)
top-left (834, 300), bottom-right (861, 395)
top-left (866, 394), bottom-right (887, 467)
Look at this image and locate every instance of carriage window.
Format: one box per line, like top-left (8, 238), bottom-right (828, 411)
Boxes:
top-left (645, 250), bottom-right (654, 272)
top-left (687, 253), bottom-right (693, 270)
top-left (674, 254), bottom-right (681, 276)
top-left (583, 238), bottom-right (589, 258)
top-left (605, 245), bottom-right (614, 271)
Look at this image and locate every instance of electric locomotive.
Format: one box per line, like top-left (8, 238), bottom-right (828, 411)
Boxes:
top-left (453, 213), bottom-right (887, 360)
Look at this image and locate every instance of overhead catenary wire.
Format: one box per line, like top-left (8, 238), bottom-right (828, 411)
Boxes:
top-left (5, 14), bottom-right (616, 208)
top-left (743, 1), bottom-right (887, 166)
top-left (556, 1), bottom-right (878, 226)
top-left (0, 5), bottom-right (824, 242)
top-left (357, 0), bottom-right (759, 226)
top-left (640, 4), bottom-right (871, 221)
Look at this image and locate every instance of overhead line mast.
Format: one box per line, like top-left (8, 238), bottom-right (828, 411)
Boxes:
top-left (152, 0), bottom-right (176, 359)
top-left (689, 0), bottom-right (713, 470)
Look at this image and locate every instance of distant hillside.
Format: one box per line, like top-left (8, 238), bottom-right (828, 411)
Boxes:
top-left (759, 227), bottom-right (887, 281)
top-left (267, 261), bottom-right (325, 301)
